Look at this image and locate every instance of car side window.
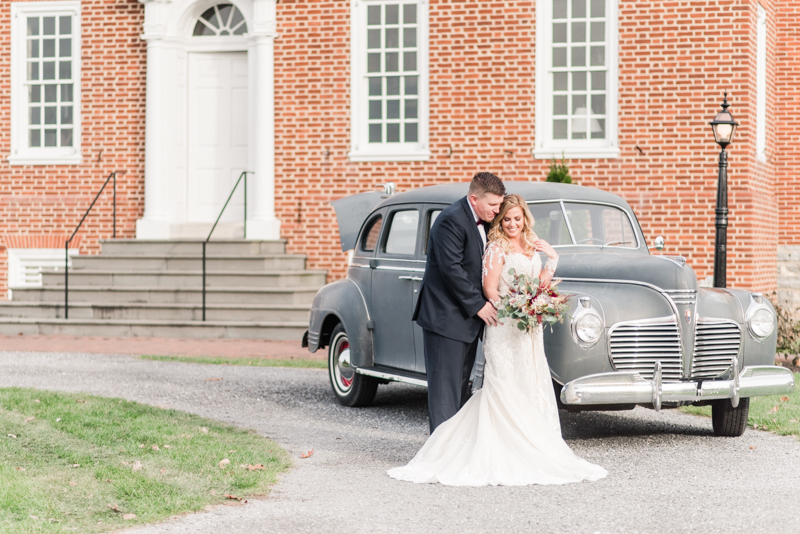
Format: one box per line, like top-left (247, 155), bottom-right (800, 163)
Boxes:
top-left (361, 216), bottom-right (383, 252)
top-left (424, 209), bottom-right (442, 255)
top-left (384, 210), bottom-right (419, 255)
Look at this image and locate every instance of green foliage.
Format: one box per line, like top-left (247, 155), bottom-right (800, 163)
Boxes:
top-left (546, 154), bottom-right (572, 184)
top-left (0, 388), bottom-right (290, 533)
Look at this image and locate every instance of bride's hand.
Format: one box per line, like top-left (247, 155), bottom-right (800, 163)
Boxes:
top-left (534, 239), bottom-right (557, 259)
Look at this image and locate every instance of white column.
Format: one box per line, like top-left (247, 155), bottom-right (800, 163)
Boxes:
top-left (247, 0), bottom-right (281, 240)
top-left (136, 0), bottom-right (171, 239)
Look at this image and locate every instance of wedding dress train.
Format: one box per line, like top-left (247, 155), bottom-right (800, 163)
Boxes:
top-left (388, 247), bottom-right (607, 486)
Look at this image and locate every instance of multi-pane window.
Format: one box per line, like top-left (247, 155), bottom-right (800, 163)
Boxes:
top-left (366, 3), bottom-right (419, 144)
top-left (535, 0), bottom-right (618, 159)
top-left (10, 1), bottom-right (81, 165)
top-left (350, 0), bottom-right (429, 162)
top-left (551, 0), bottom-right (607, 141)
top-left (26, 14), bottom-right (75, 149)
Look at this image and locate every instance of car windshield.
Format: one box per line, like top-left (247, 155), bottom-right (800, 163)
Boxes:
top-left (527, 201), bottom-right (637, 248)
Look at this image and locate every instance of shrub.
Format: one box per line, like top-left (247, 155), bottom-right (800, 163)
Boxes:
top-left (546, 154), bottom-right (572, 184)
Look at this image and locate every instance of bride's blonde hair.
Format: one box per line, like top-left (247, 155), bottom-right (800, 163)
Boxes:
top-left (487, 194), bottom-right (537, 254)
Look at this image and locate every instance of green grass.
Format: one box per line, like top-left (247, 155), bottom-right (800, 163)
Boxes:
top-left (681, 373), bottom-right (800, 437)
top-left (0, 388), bottom-right (291, 533)
top-left (140, 355), bottom-right (326, 369)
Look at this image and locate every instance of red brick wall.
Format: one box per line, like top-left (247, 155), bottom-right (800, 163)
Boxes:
top-left (0, 0), bottom-right (146, 297)
top-left (275, 0), bottom-right (778, 292)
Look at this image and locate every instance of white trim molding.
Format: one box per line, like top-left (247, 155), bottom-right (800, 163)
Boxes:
top-left (8, 1), bottom-right (82, 166)
top-left (348, 0), bottom-right (430, 163)
top-left (534, 0), bottom-right (619, 160)
top-left (7, 248), bottom-right (79, 294)
top-left (756, 3), bottom-right (767, 163)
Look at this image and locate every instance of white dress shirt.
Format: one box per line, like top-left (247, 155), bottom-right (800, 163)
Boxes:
top-left (467, 200), bottom-right (487, 248)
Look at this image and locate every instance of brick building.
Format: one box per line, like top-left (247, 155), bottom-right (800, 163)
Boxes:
top-left (1, 0), bottom-right (798, 315)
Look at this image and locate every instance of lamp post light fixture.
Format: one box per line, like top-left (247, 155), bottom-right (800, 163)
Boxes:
top-left (709, 92), bottom-right (739, 288)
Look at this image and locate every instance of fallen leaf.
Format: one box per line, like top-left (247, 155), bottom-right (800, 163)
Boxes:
top-left (56, 418), bottom-right (61, 422)
top-left (210, 490), bottom-right (216, 496)
top-left (228, 450), bottom-right (236, 453)
top-left (72, 464), bottom-right (80, 468)
top-left (122, 514), bottom-right (136, 520)
top-left (34, 399), bottom-right (40, 403)
top-left (160, 469), bottom-right (165, 473)
top-left (76, 399), bottom-right (86, 404)
top-left (769, 406), bottom-right (779, 413)
top-left (151, 445), bottom-right (160, 451)
top-left (139, 444), bottom-right (145, 448)
top-left (300, 449), bottom-right (314, 459)
top-left (29, 515), bottom-right (39, 520)
top-left (7, 434), bottom-right (17, 439)
top-left (243, 464), bottom-right (266, 471)
top-left (107, 504), bottom-right (121, 513)
top-left (104, 479), bottom-right (111, 483)
top-left (121, 461), bottom-right (130, 466)
top-left (219, 459), bottom-right (230, 469)
top-left (201, 427), bottom-right (209, 434)
top-left (781, 396), bottom-right (790, 402)
top-left (24, 416), bottom-right (35, 423)
top-left (16, 467), bottom-right (25, 471)
top-left (203, 377), bottom-right (223, 382)
top-left (750, 446), bottom-right (756, 450)
top-left (163, 444), bottom-right (172, 449)
top-left (69, 481), bottom-right (77, 487)
top-left (132, 461), bottom-right (142, 472)
top-left (225, 494), bottom-right (244, 501)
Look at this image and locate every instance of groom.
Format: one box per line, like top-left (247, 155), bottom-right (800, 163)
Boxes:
top-left (413, 172), bottom-right (506, 432)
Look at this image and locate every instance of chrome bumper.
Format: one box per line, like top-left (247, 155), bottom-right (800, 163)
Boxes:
top-left (560, 359), bottom-right (795, 411)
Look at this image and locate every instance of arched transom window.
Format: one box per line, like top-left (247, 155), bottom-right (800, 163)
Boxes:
top-left (193, 4), bottom-right (247, 36)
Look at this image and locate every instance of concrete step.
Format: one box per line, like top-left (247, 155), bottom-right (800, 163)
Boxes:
top-left (0, 318), bottom-right (307, 341)
top-left (40, 270), bottom-right (327, 289)
top-left (100, 239), bottom-right (288, 256)
top-left (11, 286), bottom-right (318, 305)
top-left (70, 254), bottom-right (307, 272)
top-left (0, 302), bottom-right (311, 322)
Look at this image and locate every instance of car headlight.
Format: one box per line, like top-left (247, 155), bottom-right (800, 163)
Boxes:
top-left (571, 297), bottom-right (604, 348)
top-left (747, 307), bottom-right (775, 340)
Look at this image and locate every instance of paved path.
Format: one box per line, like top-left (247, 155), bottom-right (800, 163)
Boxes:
top-left (1, 350), bottom-right (799, 534)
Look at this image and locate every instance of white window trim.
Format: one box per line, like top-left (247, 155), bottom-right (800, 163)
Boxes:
top-left (534, 0), bottom-right (619, 160)
top-left (348, 0), bottom-right (431, 162)
top-left (9, 1), bottom-right (82, 166)
top-left (756, 4), bottom-right (767, 163)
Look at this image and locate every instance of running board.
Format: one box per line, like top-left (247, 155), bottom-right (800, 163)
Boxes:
top-left (356, 367), bottom-right (428, 387)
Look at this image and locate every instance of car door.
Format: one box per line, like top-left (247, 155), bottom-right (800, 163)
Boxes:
top-left (371, 206), bottom-right (422, 372)
top-left (412, 205), bottom-right (442, 374)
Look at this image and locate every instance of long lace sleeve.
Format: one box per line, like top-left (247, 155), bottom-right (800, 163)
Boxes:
top-left (543, 255), bottom-right (558, 276)
top-left (482, 242), bottom-right (506, 306)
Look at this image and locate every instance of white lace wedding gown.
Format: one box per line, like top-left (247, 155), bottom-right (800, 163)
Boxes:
top-left (388, 245), bottom-right (607, 486)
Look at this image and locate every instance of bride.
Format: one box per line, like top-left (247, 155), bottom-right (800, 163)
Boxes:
top-left (388, 194), bottom-right (607, 486)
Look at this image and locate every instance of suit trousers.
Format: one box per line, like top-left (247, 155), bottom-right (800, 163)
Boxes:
top-left (423, 328), bottom-right (479, 433)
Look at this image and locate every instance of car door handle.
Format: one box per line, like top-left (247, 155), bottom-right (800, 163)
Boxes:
top-left (398, 276), bottom-right (423, 281)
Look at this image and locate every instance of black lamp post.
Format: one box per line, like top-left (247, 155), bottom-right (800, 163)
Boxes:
top-left (709, 92), bottom-right (739, 288)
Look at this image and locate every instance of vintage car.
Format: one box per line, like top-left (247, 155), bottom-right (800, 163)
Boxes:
top-left (302, 182), bottom-right (795, 436)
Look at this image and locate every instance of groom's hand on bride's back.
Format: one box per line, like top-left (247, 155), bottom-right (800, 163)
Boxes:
top-left (477, 301), bottom-right (498, 327)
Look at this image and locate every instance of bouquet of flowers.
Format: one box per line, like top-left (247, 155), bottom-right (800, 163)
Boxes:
top-left (494, 268), bottom-right (570, 333)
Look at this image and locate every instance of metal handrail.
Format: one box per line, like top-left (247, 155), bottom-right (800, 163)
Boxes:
top-left (64, 171), bottom-right (117, 319)
top-left (202, 171), bottom-right (251, 321)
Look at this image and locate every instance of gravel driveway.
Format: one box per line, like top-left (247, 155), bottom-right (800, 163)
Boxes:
top-left (1, 351), bottom-right (798, 534)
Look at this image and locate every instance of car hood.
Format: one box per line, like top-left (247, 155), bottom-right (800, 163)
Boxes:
top-left (555, 251), bottom-right (698, 291)
top-left (331, 191), bottom-right (386, 251)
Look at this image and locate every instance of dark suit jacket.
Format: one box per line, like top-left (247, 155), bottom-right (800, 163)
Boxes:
top-left (413, 196), bottom-right (487, 343)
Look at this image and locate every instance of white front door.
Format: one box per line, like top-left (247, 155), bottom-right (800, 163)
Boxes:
top-left (187, 51), bottom-right (249, 225)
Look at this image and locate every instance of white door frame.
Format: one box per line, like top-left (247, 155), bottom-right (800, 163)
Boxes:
top-left (137, 0), bottom-right (280, 240)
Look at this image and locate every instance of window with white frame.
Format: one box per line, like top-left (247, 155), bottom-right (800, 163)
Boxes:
top-left (349, 0), bottom-right (430, 162)
top-left (9, 1), bottom-right (81, 166)
top-left (756, 4), bottom-right (767, 162)
top-left (534, 0), bottom-right (618, 159)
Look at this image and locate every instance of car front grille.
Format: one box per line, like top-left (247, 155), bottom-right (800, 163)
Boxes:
top-left (664, 289), bottom-right (697, 306)
top-left (609, 319), bottom-right (683, 381)
top-left (691, 320), bottom-right (741, 379)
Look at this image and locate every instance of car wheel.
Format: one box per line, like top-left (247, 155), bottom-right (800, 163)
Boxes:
top-left (328, 324), bottom-right (378, 407)
top-left (711, 397), bottom-right (750, 437)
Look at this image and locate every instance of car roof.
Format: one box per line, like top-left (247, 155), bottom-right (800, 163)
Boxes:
top-left (374, 181), bottom-right (634, 211)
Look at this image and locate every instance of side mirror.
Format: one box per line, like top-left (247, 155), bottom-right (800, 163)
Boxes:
top-left (649, 236), bottom-right (665, 251)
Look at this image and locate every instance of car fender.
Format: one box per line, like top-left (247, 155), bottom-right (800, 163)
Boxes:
top-left (307, 279), bottom-right (374, 368)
